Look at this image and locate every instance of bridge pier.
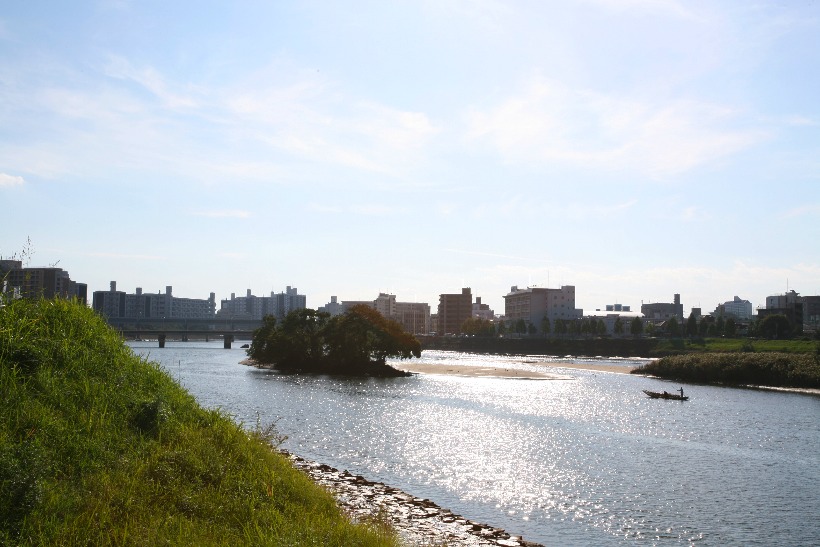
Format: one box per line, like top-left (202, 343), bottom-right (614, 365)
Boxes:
top-left (158, 334), bottom-right (166, 348)
top-left (224, 334), bottom-right (234, 349)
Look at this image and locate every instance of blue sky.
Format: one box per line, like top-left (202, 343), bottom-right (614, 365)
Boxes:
top-left (2, 0), bottom-right (819, 314)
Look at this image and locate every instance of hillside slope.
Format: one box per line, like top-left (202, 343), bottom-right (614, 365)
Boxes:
top-left (0, 298), bottom-right (398, 546)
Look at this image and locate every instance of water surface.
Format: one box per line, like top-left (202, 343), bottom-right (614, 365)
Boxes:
top-left (130, 342), bottom-right (820, 545)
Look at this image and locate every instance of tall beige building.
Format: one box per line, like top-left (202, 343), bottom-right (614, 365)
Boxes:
top-left (503, 285), bottom-right (582, 332)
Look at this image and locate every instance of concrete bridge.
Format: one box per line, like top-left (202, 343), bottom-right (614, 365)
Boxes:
top-left (107, 317), bottom-right (263, 349)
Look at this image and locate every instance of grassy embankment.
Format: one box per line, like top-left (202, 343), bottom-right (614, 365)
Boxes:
top-left (632, 352), bottom-right (820, 389)
top-left (650, 337), bottom-right (817, 355)
top-left (0, 298), bottom-right (400, 546)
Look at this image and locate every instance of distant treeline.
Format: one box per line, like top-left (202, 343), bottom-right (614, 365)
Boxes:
top-left (419, 335), bottom-right (818, 358)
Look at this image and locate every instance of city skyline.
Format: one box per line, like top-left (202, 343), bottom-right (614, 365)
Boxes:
top-left (5, 260), bottom-right (811, 321)
top-left (2, 2), bottom-right (819, 315)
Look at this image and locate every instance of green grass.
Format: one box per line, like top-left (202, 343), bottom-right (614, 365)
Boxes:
top-left (651, 337), bottom-right (817, 355)
top-left (632, 351), bottom-right (820, 389)
top-left (0, 298), bottom-right (400, 546)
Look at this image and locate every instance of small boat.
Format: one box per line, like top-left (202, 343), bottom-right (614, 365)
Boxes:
top-left (643, 388), bottom-right (688, 401)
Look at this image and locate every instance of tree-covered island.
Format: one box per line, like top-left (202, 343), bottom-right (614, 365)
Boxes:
top-left (247, 304), bottom-right (421, 376)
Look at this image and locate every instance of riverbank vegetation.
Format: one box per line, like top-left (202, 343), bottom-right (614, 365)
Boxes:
top-left (420, 335), bottom-right (817, 358)
top-left (631, 352), bottom-right (820, 389)
top-left (248, 305), bottom-right (420, 376)
top-left (0, 298), bottom-right (400, 546)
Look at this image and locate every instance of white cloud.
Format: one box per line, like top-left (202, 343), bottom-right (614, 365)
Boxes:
top-left (103, 55), bottom-right (200, 109)
top-left (221, 62), bottom-right (439, 179)
top-left (783, 204), bottom-right (820, 218)
top-left (0, 173), bottom-right (25, 187)
top-left (466, 77), bottom-right (768, 179)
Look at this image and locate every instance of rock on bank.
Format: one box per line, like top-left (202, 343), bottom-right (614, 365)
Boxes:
top-left (286, 452), bottom-right (544, 547)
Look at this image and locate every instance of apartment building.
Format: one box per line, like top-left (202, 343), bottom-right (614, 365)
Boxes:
top-left (93, 283), bottom-right (215, 319)
top-left (714, 296), bottom-right (753, 321)
top-left (318, 295), bottom-right (344, 316)
top-left (218, 286), bottom-right (306, 320)
top-left (438, 288), bottom-right (473, 335)
top-left (503, 285), bottom-right (582, 333)
top-left (640, 294), bottom-right (684, 322)
top-left (3, 262), bottom-right (87, 304)
top-left (759, 289), bottom-right (817, 332)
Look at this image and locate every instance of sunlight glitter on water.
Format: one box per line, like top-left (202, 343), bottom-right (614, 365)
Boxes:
top-left (130, 342), bottom-right (820, 546)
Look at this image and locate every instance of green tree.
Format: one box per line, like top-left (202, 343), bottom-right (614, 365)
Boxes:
top-left (527, 322), bottom-right (537, 335)
top-left (248, 309), bottom-right (329, 370)
top-left (514, 318), bottom-right (527, 334)
top-left (715, 315), bottom-right (725, 336)
top-left (759, 314), bottom-right (793, 339)
top-left (686, 312), bottom-right (698, 337)
top-left (324, 304), bottom-right (421, 369)
top-left (667, 317), bottom-right (681, 337)
top-left (630, 316), bottom-right (643, 336)
top-left (248, 306), bottom-right (420, 375)
top-left (541, 316), bottom-right (551, 337)
top-left (725, 317), bottom-right (737, 337)
top-left (614, 317), bottom-right (624, 336)
top-left (597, 319), bottom-right (607, 336)
top-left (463, 317), bottom-right (495, 336)
top-left (698, 316), bottom-right (710, 336)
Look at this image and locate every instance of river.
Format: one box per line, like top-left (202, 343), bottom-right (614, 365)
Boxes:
top-left (128, 341), bottom-right (820, 546)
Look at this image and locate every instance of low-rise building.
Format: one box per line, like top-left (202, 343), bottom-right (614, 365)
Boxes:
top-left (759, 290), bottom-right (804, 333)
top-left (803, 295), bottom-right (820, 332)
top-left (473, 297), bottom-right (494, 320)
top-left (641, 294), bottom-right (684, 323)
top-left (503, 285), bottom-right (582, 333)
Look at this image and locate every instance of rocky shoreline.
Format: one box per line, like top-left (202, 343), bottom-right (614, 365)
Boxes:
top-left (285, 452), bottom-right (543, 547)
